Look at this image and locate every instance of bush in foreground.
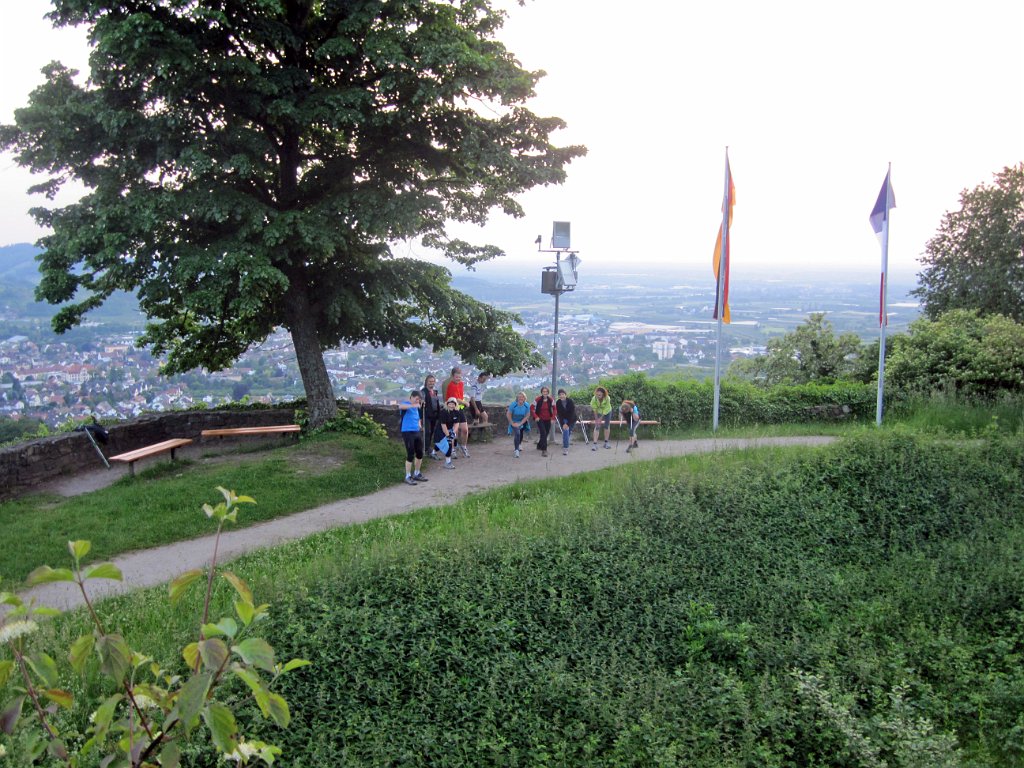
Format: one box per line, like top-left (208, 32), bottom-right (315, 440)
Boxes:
top-left (250, 433), bottom-right (1024, 766)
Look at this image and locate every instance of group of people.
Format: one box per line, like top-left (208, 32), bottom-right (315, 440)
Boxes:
top-left (506, 385), bottom-right (640, 458)
top-left (398, 367), bottom-right (489, 485)
top-left (399, 370), bottom-right (642, 484)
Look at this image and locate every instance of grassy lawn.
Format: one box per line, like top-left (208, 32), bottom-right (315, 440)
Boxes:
top-left (0, 431), bottom-right (403, 589)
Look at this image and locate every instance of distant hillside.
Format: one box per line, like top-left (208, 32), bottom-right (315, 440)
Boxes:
top-left (0, 243), bottom-right (42, 284)
top-left (0, 242), bottom-right (143, 326)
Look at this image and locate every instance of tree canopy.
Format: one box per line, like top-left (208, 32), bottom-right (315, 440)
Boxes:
top-left (729, 313), bottom-right (864, 387)
top-left (912, 164), bottom-right (1024, 323)
top-left (1, 0), bottom-right (585, 425)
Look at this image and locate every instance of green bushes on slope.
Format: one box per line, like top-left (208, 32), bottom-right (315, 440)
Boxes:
top-left (246, 434), bottom-right (1024, 766)
top-left (573, 372), bottom-right (877, 427)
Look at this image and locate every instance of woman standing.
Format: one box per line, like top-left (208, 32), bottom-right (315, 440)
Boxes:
top-left (507, 391), bottom-right (531, 458)
top-left (590, 386), bottom-right (613, 450)
top-left (532, 386), bottom-right (556, 457)
top-left (555, 389), bottom-right (577, 456)
top-left (421, 374), bottom-right (442, 459)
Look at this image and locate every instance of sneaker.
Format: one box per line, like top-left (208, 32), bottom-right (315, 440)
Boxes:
top-left (461, 446), bottom-right (470, 458)
top-left (625, 445), bottom-right (632, 454)
top-left (542, 449), bottom-right (547, 457)
top-left (604, 442), bottom-right (611, 450)
top-left (514, 449), bottom-right (520, 458)
top-left (591, 445), bottom-right (597, 451)
top-left (404, 477), bottom-right (417, 486)
top-left (563, 448), bottom-right (568, 456)
top-left (430, 452), bottom-right (440, 461)
top-left (413, 473), bottom-right (428, 482)
top-left (444, 462), bottom-right (455, 470)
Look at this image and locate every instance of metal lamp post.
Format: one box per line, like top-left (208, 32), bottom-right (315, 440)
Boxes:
top-left (538, 222), bottom-right (580, 396)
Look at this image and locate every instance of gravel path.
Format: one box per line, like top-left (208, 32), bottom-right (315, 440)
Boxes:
top-left (14, 435), bottom-right (836, 613)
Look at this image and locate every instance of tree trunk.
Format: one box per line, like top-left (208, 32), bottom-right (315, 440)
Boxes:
top-left (284, 284), bottom-right (338, 428)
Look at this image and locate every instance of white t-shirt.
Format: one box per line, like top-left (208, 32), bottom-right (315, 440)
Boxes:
top-left (470, 379), bottom-right (486, 402)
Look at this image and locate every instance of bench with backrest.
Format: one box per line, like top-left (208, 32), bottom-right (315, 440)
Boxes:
top-left (200, 424), bottom-right (301, 440)
top-left (109, 438), bottom-right (194, 476)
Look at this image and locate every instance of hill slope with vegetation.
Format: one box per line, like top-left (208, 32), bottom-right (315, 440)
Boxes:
top-left (226, 432), bottom-right (1023, 766)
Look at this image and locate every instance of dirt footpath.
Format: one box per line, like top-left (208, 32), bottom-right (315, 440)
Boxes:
top-left (16, 435), bottom-right (836, 612)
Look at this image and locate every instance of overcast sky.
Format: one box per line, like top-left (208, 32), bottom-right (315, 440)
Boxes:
top-left (1, 0), bottom-right (1021, 281)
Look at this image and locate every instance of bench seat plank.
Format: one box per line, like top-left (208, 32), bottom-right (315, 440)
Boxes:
top-left (110, 438), bottom-right (193, 476)
top-left (201, 425), bottom-right (301, 438)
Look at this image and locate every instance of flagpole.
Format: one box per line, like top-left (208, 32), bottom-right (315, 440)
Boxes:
top-left (876, 162), bottom-right (892, 426)
top-left (712, 148), bottom-right (730, 432)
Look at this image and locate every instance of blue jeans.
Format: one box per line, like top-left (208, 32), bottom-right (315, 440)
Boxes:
top-left (512, 425), bottom-right (527, 451)
top-left (560, 420), bottom-right (572, 449)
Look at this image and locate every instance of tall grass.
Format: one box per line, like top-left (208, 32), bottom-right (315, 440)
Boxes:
top-left (891, 391), bottom-right (1024, 435)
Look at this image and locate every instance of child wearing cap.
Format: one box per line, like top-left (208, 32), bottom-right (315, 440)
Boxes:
top-left (438, 397), bottom-right (460, 468)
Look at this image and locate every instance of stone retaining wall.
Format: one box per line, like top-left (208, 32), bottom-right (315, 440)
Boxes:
top-left (0, 408), bottom-right (297, 500)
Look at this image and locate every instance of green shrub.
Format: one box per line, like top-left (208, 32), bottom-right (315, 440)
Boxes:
top-left (571, 372), bottom-right (877, 427)
top-left (249, 433), bottom-right (1024, 766)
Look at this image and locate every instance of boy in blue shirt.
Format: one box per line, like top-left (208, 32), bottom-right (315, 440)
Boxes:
top-left (399, 391), bottom-right (428, 485)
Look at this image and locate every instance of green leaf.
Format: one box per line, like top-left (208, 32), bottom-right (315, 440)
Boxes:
top-left (26, 565), bottom-right (75, 585)
top-left (173, 672), bottom-right (212, 732)
top-left (0, 592), bottom-right (22, 607)
top-left (198, 638), bottom-right (229, 672)
top-left (27, 652), bottom-right (59, 688)
top-left (70, 634), bottom-right (96, 674)
top-left (280, 658), bottom-right (312, 674)
top-left (0, 660), bottom-right (13, 687)
top-left (232, 667), bottom-right (270, 717)
top-left (0, 695), bottom-right (25, 735)
top-left (182, 642), bottom-right (200, 670)
top-left (42, 688), bottom-right (73, 709)
top-left (92, 693), bottom-right (122, 734)
top-left (168, 569), bottom-right (203, 603)
top-left (232, 638), bottom-right (275, 673)
top-left (159, 741), bottom-right (182, 768)
top-left (97, 633), bottom-right (132, 682)
top-left (234, 599), bottom-right (255, 626)
top-left (83, 562), bottom-right (123, 581)
top-left (31, 606), bottom-right (61, 618)
top-left (68, 540), bottom-right (91, 562)
top-left (266, 693), bottom-right (290, 728)
top-left (216, 617), bottom-right (239, 638)
top-left (220, 572), bottom-right (253, 604)
top-left (200, 623), bottom-right (225, 638)
top-left (203, 701), bottom-right (238, 754)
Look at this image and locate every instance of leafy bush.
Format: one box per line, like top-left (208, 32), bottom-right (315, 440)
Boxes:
top-left (888, 309), bottom-right (1024, 397)
top-left (572, 372), bottom-right (876, 427)
top-left (298, 409), bottom-right (387, 440)
top-left (251, 433), bottom-right (1024, 766)
top-left (0, 489), bottom-right (309, 766)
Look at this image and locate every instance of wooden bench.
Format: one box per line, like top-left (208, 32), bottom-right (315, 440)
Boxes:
top-left (200, 424), bottom-right (301, 440)
top-left (110, 438), bottom-right (194, 476)
top-left (466, 421), bottom-right (494, 443)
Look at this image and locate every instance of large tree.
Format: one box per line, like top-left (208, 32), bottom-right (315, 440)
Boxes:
top-left (912, 164), bottom-right (1024, 323)
top-left (1, 0), bottom-right (584, 425)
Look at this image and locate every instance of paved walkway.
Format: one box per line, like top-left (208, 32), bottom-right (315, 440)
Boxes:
top-left (15, 435), bottom-right (836, 613)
